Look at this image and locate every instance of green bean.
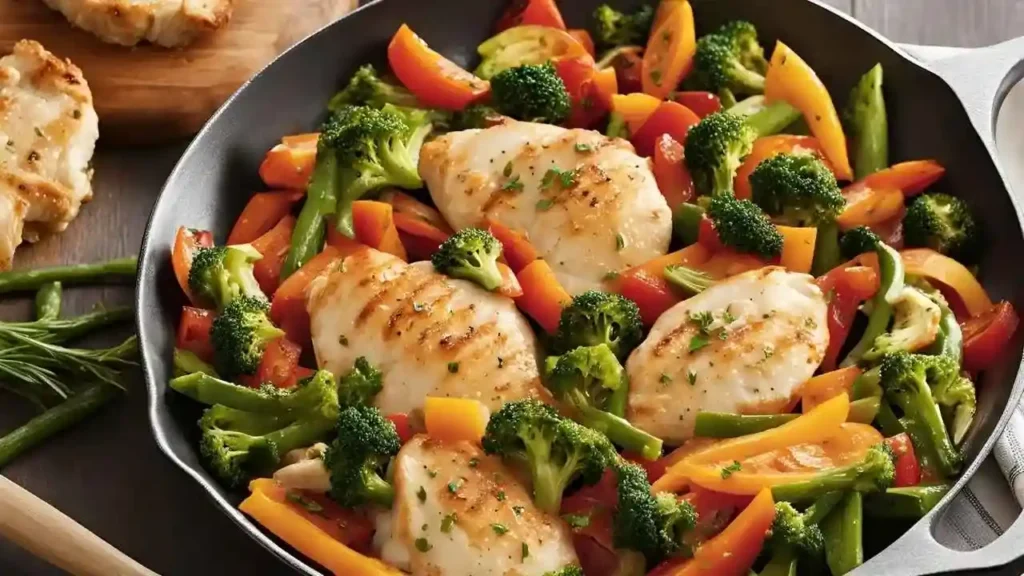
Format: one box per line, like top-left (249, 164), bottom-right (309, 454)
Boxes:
top-left (757, 548), bottom-right (797, 576)
top-left (847, 397), bottom-right (881, 424)
top-left (672, 202), bottom-right (705, 246)
top-left (693, 412), bottom-right (798, 438)
top-left (850, 368), bottom-right (881, 400)
top-left (173, 348), bottom-right (219, 378)
top-left (822, 491), bottom-right (864, 575)
top-left (281, 150), bottom-right (336, 280)
top-left (0, 257), bottom-right (137, 294)
top-left (844, 64), bottom-right (889, 179)
top-left (876, 399), bottom-right (905, 437)
top-left (746, 101), bottom-right (802, 138)
top-left (33, 282), bottom-right (62, 320)
top-left (0, 382), bottom-right (120, 468)
top-left (864, 483), bottom-right (952, 519)
top-left (811, 220), bottom-right (842, 276)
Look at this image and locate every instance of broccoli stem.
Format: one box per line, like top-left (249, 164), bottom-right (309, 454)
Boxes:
top-left (170, 373), bottom-right (288, 413)
top-left (925, 302), bottom-right (963, 364)
top-left (875, 400), bottom-right (905, 437)
top-left (821, 491), bottom-right (864, 576)
top-left (34, 282), bottom-right (62, 320)
top-left (844, 64), bottom-right (889, 180)
top-left (725, 95), bottom-right (766, 117)
top-left (0, 257), bottom-right (137, 294)
top-left (362, 470), bottom-right (397, 508)
top-left (578, 405), bottom-right (663, 460)
top-left (810, 221), bottom-right (842, 276)
top-left (282, 152), bottom-right (338, 279)
top-left (692, 412), bottom-right (797, 438)
top-left (265, 417), bottom-right (337, 465)
top-left (0, 382), bottom-right (119, 467)
top-left (841, 243), bottom-right (904, 367)
top-left (864, 483), bottom-right (951, 519)
top-left (529, 456), bottom-right (567, 514)
top-left (173, 349), bottom-right (219, 378)
top-left (803, 490), bottom-right (846, 525)
top-left (745, 101), bottom-right (802, 137)
top-left (758, 547), bottom-right (797, 576)
top-left (664, 265), bottom-right (715, 295)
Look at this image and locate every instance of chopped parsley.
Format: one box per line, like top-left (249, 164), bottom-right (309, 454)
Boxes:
top-left (522, 542), bottom-right (530, 560)
top-left (468, 457), bottom-right (479, 468)
top-left (541, 166), bottom-right (579, 189)
top-left (447, 361), bottom-right (460, 374)
top-left (805, 316), bottom-right (818, 329)
top-left (722, 308), bottom-right (736, 324)
top-left (441, 513), bottom-right (458, 533)
top-left (285, 491), bottom-right (324, 515)
top-left (659, 373), bottom-right (672, 385)
top-left (762, 346), bottom-right (774, 360)
top-left (650, 69), bottom-right (663, 86)
top-left (689, 334), bottom-right (709, 353)
top-left (415, 537), bottom-right (432, 552)
top-left (502, 174), bottom-right (524, 192)
top-left (615, 233), bottom-right (625, 251)
top-left (720, 460), bottom-right (742, 479)
top-left (602, 270), bottom-right (620, 281)
top-left (427, 469), bottom-right (438, 478)
top-left (447, 478), bottom-right (464, 493)
top-left (687, 370), bottom-right (698, 386)
top-left (562, 513), bottom-right (591, 530)
top-left (575, 142), bottom-right (595, 153)
top-left (536, 198), bottom-right (554, 211)
top-left (417, 486), bottom-right (427, 502)
top-left (491, 523), bottom-right (509, 536)
top-left (338, 335), bottom-right (349, 346)
top-left (503, 161), bottom-right (513, 177)
top-left (689, 311), bottom-right (714, 332)
top-left (496, 490), bottom-right (507, 502)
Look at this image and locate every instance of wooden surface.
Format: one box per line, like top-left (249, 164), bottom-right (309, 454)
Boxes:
top-left (0, 0), bottom-right (357, 144)
top-left (1, 1), bottom-right (1022, 575)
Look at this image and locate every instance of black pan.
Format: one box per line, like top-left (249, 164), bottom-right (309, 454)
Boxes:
top-left (136, 1), bottom-right (1024, 574)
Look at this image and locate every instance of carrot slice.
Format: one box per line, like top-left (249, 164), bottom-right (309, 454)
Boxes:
top-left (515, 259), bottom-right (571, 333)
top-left (352, 201), bottom-right (408, 261)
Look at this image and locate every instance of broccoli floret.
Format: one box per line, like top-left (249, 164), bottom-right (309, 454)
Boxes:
top-left (544, 344), bottom-right (663, 459)
top-left (930, 364), bottom-right (976, 446)
top-left (749, 153), bottom-right (844, 226)
top-left (328, 64), bottom-right (452, 129)
top-left (878, 351), bottom-right (964, 476)
top-left (325, 405), bottom-right (401, 508)
top-left (903, 193), bottom-right (981, 264)
top-left (663, 265), bottom-right (715, 295)
top-left (209, 296), bottom-right (285, 380)
top-left (553, 290), bottom-right (643, 360)
top-left (592, 4), bottom-right (655, 49)
top-left (451, 104), bottom-right (505, 130)
top-left (863, 286), bottom-right (944, 362)
top-left (338, 356), bottom-right (383, 408)
top-left (170, 370), bottom-right (338, 419)
top-left (684, 112), bottom-right (757, 196)
top-left (717, 21), bottom-right (769, 74)
top-left (482, 399), bottom-right (617, 513)
top-left (490, 63), bottom-right (571, 124)
top-left (768, 501), bottom-right (825, 558)
top-left (612, 461), bottom-right (698, 567)
top-left (771, 444), bottom-right (895, 503)
top-left (690, 32), bottom-right (765, 97)
top-left (706, 194), bottom-right (784, 259)
top-left (430, 228), bottom-right (504, 290)
top-left (188, 245), bottom-right (265, 310)
top-left (543, 567), bottom-right (584, 576)
top-left (320, 104), bottom-right (430, 237)
top-left (839, 226), bottom-right (882, 260)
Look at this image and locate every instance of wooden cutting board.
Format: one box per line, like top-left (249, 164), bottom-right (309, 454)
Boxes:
top-left (0, 0), bottom-right (358, 145)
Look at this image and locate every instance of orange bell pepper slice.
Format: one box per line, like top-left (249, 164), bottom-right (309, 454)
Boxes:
top-left (424, 397), bottom-right (490, 444)
top-left (734, 135), bottom-right (832, 200)
top-left (631, 100), bottom-right (701, 157)
top-left (666, 488), bottom-right (775, 576)
top-left (860, 160), bottom-right (945, 197)
top-left (555, 55), bottom-right (615, 129)
top-left (776, 225), bottom-right (817, 274)
top-left (652, 133), bottom-right (696, 209)
top-left (962, 301), bottom-right (1021, 372)
top-left (352, 201), bottom-right (408, 261)
top-left (856, 248), bottom-right (992, 317)
top-left (801, 366), bottom-right (863, 412)
top-left (765, 42), bottom-right (852, 181)
top-left (392, 212), bottom-right (449, 261)
top-left (486, 219), bottom-right (540, 273)
top-left (388, 24), bottom-right (490, 110)
top-left (228, 191), bottom-right (304, 245)
top-left (611, 92), bottom-right (662, 134)
top-left (568, 29), bottom-right (596, 56)
top-left (515, 259), bottom-right (571, 333)
top-left (495, 0), bottom-right (566, 31)
top-left (241, 479), bottom-right (397, 576)
top-left (836, 186), bottom-right (904, 230)
top-left (591, 66), bottom-right (619, 108)
top-left (251, 215), bottom-right (297, 296)
top-left (642, 0), bottom-right (696, 99)
top-left (270, 246), bottom-right (349, 348)
top-left (616, 243), bottom-right (712, 326)
top-left (259, 133), bottom-right (318, 190)
top-left (382, 190), bottom-right (453, 233)
top-left (171, 226), bottom-right (214, 304)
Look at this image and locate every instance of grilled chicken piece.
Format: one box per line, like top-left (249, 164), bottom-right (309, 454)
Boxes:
top-left (419, 121), bottom-right (672, 294)
top-left (0, 40), bottom-right (98, 271)
top-left (39, 0), bottom-right (234, 48)
top-left (375, 435), bottom-right (579, 575)
top-left (307, 247), bottom-right (546, 415)
top-left (626, 267), bottom-right (829, 444)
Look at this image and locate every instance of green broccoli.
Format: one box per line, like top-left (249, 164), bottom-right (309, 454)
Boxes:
top-left (862, 286), bottom-right (944, 362)
top-left (552, 290), bottom-right (643, 360)
top-left (841, 238), bottom-right (905, 368)
top-left (689, 30), bottom-right (765, 97)
top-left (543, 567), bottom-right (585, 576)
top-left (188, 245), bottom-right (265, 310)
top-left (839, 226), bottom-right (882, 260)
top-left (338, 356), bottom-right (383, 408)
top-left (706, 194), bottom-right (784, 259)
top-left (490, 63), bottom-right (571, 124)
top-left (209, 296), bottom-right (285, 380)
top-left (684, 111), bottom-right (757, 196)
top-left (903, 193), bottom-right (981, 264)
top-left (451, 104), bottom-right (505, 130)
top-left (325, 404), bottom-right (401, 508)
top-left (717, 21), bottom-right (769, 74)
top-left (592, 4), bottom-right (655, 49)
top-left (771, 444), bottom-right (895, 502)
top-left (544, 344), bottom-right (663, 459)
top-left (173, 348), bottom-right (218, 378)
top-left (170, 370), bottom-right (337, 418)
top-left (878, 351), bottom-right (964, 476)
top-left (327, 63), bottom-right (452, 128)
top-left (663, 265), bottom-right (715, 296)
top-left (760, 499), bottom-right (833, 573)
top-left (430, 228), bottom-right (504, 290)
top-left (482, 399), bottom-right (617, 514)
top-left (612, 461), bottom-right (698, 567)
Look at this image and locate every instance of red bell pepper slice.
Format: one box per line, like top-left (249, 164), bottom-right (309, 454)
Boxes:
top-left (387, 413), bottom-right (414, 444)
top-left (254, 337), bottom-right (303, 389)
top-left (651, 134), bottom-right (695, 209)
top-left (171, 227), bottom-right (214, 303)
top-left (495, 0), bottom-right (566, 31)
top-left (630, 100), bottom-right (701, 158)
top-left (672, 91), bottom-right (722, 118)
top-left (251, 215), bottom-right (297, 297)
top-left (962, 301), bottom-right (1021, 372)
top-left (815, 265), bottom-right (880, 371)
top-left (227, 191), bottom-right (304, 245)
top-left (885, 432), bottom-right (922, 487)
top-left (176, 306), bottom-right (215, 362)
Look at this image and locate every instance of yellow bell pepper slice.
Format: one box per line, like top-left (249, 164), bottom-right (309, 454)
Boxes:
top-left (424, 396), bottom-right (490, 444)
top-left (778, 225), bottom-right (817, 273)
top-left (856, 248), bottom-right (993, 317)
top-left (801, 366), bottom-right (862, 412)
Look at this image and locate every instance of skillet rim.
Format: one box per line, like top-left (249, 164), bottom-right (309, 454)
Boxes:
top-left (135, 0), bottom-right (1024, 573)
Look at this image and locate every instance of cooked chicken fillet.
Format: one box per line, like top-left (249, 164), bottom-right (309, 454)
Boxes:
top-left (419, 121), bottom-right (672, 294)
top-left (375, 435), bottom-right (579, 575)
top-left (307, 247), bottom-right (546, 415)
top-left (626, 267), bottom-right (829, 444)
top-left (0, 40), bottom-right (98, 271)
top-left (39, 0), bottom-right (234, 48)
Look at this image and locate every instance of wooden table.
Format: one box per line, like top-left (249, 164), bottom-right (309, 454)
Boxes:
top-left (2, 1), bottom-right (1022, 574)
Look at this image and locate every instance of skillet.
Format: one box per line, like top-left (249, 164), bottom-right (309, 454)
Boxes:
top-left (135, 0), bottom-right (1024, 574)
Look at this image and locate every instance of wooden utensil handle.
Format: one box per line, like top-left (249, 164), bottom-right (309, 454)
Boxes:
top-left (0, 475), bottom-right (158, 576)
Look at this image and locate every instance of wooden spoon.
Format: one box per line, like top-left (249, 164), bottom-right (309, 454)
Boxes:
top-left (0, 475), bottom-right (158, 576)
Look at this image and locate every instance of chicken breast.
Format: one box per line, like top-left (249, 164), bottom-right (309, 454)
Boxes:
top-left (375, 435), bottom-right (579, 575)
top-left (307, 247), bottom-right (546, 415)
top-left (419, 121), bottom-right (672, 294)
top-left (39, 0), bottom-right (234, 48)
top-left (0, 40), bottom-right (98, 271)
top-left (626, 267), bottom-right (829, 444)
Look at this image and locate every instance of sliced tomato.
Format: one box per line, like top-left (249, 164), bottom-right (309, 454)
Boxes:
top-left (631, 100), bottom-right (701, 157)
top-left (815, 265), bottom-right (880, 370)
top-left (171, 227), bottom-right (214, 303)
top-left (672, 91), bottom-right (721, 118)
top-left (962, 301), bottom-right (1021, 372)
top-left (387, 413), bottom-right (414, 444)
top-left (254, 337), bottom-right (303, 389)
top-left (885, 433), bottom-right (922, 487)
top-left (227, 191), bottom-right (304, 245)
top-left (176, 306), bottom-right (215, 362)
top-left (651, 133), bottom-right (695, 209)
top-left (388, 24), bottom-right (490, 110)
top-left (495, 0), bottom-right (566, 31)
top-left (251, 215), bottom-right (296, 297)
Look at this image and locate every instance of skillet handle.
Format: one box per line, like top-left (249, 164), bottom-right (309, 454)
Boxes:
top-left (924, 36), bottom-right (1024, 148)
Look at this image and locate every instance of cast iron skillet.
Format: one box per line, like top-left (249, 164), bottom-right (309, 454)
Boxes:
top-left (136, 0), bottom-right (1024, 574)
